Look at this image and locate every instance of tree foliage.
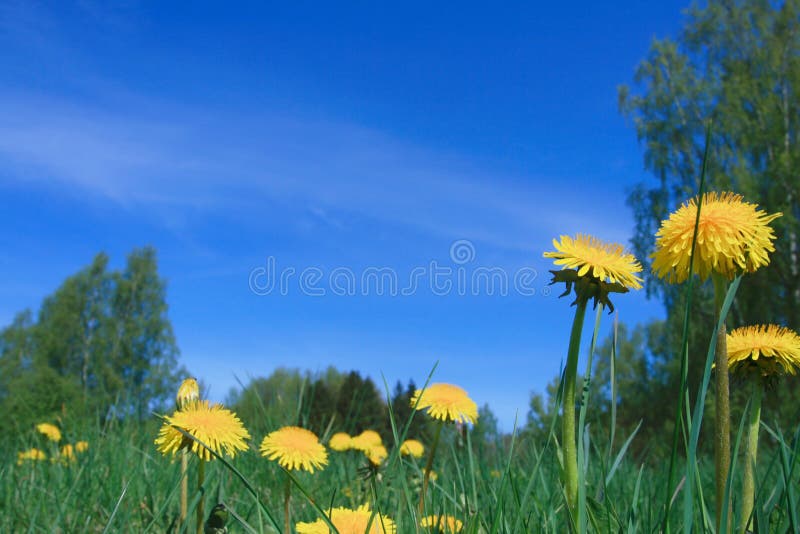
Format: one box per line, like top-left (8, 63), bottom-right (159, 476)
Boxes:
top-left (0, 247), bottom-right (183, 434)
top-left (619, 0), bottom-right (800, 327)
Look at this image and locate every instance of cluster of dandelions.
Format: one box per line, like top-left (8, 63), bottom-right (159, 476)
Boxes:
top-left (146, 188), bottom-right (791, 533)
top-left (543, 189), bottom-right (793, 532)
top-left (154, 378), bottom-right (473, 533)
top-left (17, 422), bottom-right (89, 466)
top-left (651, 190), bottom-right (789, 532)
top-left (327, 428), bottom-right (424, 468)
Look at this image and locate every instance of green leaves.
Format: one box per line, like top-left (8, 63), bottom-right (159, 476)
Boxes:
top-left (0, 247), bottom-right (183, 432)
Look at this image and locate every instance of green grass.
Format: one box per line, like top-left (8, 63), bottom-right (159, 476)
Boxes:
top-left (3, 404), bottom-right (799, 533)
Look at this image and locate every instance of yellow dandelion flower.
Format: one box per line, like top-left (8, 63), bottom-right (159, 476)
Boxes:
top-left (329, 432), bottom-right (353, 451)
top-left (155, 400), bottom-right (251, 462)
top-left (176, 377), bottom-right (200, 409)
top-left (60, 444), bottom-right (76, 462)
top-left (399, 439), bottom-right (425, 458)
top-left (36, 422), bottom-right (61, 443)
top-left (544, 234), bottom-right (643, 290)
top-left (421, 515), bottom-right (464, 532)
top-left (727, 325), bottom-right (800, 376)
top-left (75, 441), bottom-right (89, 453)
top-left (260, 426), bottom-right (328, 473)
top-left (652, 192), bottom-right (782, 283)
top-left (411, 383), bottom-right (478, 424)
top-left (364, 444), bottom-right (388, 466)
top-left (17, 448), bottom-right (46, 465)
top-left (350, 430), bottom-right (383, 452)
top-left (296, 504), bottom-right (396, 534)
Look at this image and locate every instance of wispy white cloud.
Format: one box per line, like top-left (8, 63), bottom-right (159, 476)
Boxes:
top-left (0, 92), bottom-right (633, 253)
top-left (0, 2), bottom-right (635, 252)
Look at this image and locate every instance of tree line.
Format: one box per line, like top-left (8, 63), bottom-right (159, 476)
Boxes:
top-left (0, 248), bottom-right (501, 448)
top-left (227, 367), bottom-right (500, 449)
top-left (0, 248), bottom-right (183, 436)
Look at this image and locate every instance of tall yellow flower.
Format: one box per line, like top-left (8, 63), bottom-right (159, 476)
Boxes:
top-left (176, 377), bottom-right (200, 409)
top-left (400, 439), bottom-right (425, 458)
top-left (155, 400), bottom-right (251, 461)
top-left (544, 233), bottom-right (642, 517)
top-left (296, 505), bottom-right (396, 534)
top-left (727, 325), bottom-right (800, 376)
top-left (351, 430), bottom-right (383, 452)
top-left (544, 234), bottom-right (643, 289)
top-left (36, 422), bottom-right (62, 443)
top-left (727, 324), bottom-right (800, 533)
top-left (260, 426), bottom-right (328, 473)
top-left (421, 515), bottom-right (464, 532)
top-left (652, 192), bottom-right (781, 531)
top-left (17, 448), bottom-right (47, 465)
top-left (652, 192), bottom-right (781, 283)
top-left (411, 383), bottom-right (478, 424)
top-left (412, 382), bottom-right (476, 514)
top-left (75, 441), bottom-right (89, 453)
top-left (329, 432), bottom-right (353, 451)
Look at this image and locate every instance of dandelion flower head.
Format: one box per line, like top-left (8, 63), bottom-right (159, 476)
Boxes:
top-left (365, 444), bottom-right (388, 466)
top-left (155, 400), bottom-right (251, 461)
top-left (351, 430), bottom-right (383, 452)
top-left (260, 426), bottom-right (328, 473)
top-left (60, 444), bottom-right (76, 462)
top-left (544, 234), bottom-right (643, 290)
top-left (399, 439), bottom-right (425, 458)
top-left (421, 515), bottom-right (464, 532)
top-left (329, 432), bottom-right (353, 451)
top-left (411, 383), bottom-right (478, 424)
top-left (17, 448), bottom-right (46, 465)
top-left (652, 192), bottom-right (781, 283)
top-left (36, 423), bottom-right (61, 443)
top-left (296, 504), bottom-right (396, 534)
top-left (727, 324), bottom-right (800, 376)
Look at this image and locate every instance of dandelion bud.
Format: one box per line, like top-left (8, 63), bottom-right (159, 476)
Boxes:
top-left (176, 377), bottom-right (200, 410)
top-left (204, 503), bottom-right (229, 534)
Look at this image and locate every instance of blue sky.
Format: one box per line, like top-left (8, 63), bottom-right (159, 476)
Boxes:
top-left (0, 1), bottom-right (689, 430)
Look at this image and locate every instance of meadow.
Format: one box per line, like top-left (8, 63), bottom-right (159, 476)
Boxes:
top-left (4, 354), bottom-right (800, 534)
top-left (5, 184), bottom-right (800, 533)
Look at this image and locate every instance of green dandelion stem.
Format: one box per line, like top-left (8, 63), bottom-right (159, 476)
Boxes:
top-left (741, 376), bottom-right (762, 534)
top-left (180, 450), bottom-right (188, 529)
top-left (562, 296), bottom-right (589, 517)
top-left (419, 419), bottom-right (444, 515)
top-left (284, 472), bottom-right (292, 534)
top-left (712, 272), bottom-right (732, 533)
top-left (196, 458), bottom-right (205, 534)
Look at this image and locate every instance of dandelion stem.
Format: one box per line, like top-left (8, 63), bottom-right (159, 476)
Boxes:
top-left (196, 458), bottom-right (205, 534)
top-left (284, 472), bottom-right (292, 534)
top-left (741, 376), bottom-right (762, 534)
top-left (180, 450), bottom-right (188, 530)
top-left (562, 296), bottom-right (589, 517)
top-left (712, 272), bottom-right (731, 533)
top-left (419, 420), bottom-right (444, 515)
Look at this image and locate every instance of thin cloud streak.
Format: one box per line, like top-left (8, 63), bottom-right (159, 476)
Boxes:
top-left (0, 94), bottom-right (634, 253)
